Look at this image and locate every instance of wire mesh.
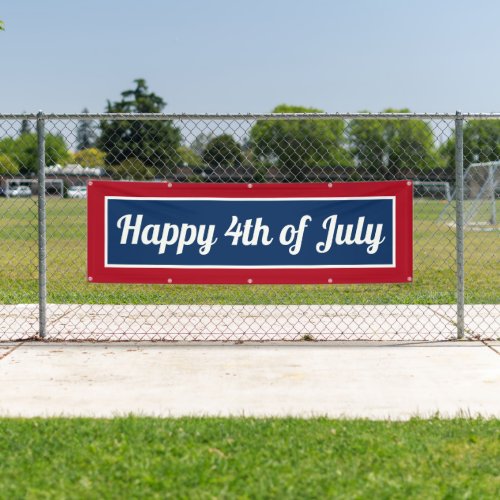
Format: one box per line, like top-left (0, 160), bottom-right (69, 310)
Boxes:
top-left (0, 117), bottom-right (39, 339)
top-left (461, 118), bottom-right (500, 338)
top-left (0, 113), bottom-right (498, 341)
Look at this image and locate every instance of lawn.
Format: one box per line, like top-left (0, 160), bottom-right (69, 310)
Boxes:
top-left (0, 417), bottom-right (498, 498)
top-left (0, 197), bottom-right (498, 305)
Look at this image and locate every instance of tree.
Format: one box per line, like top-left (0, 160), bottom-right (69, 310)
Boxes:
top-left (350, 109), bottom-right (439, 178)
top-left (0, 153), bottom-right (19, 176)
top-left (191, 132), bottom-right (214, 156)
top-left (76, 108), bottom-right (97, 150)
top-left (249, 104), bottom-right (350, 181)
top-left (20, 117), bottom-right (31, 135)
top-left (202, 135), bottom-right (243, 172)
top-left (73, 147), bottom-right (106, 167)
top-left (0, 133), bottom-right (71, 175)
top-left (106, 158), bottom-right (155, 181)
top-left (0, 20), bottom-right (4, 31)
top-left (97, 79), bottom-right (181, 178)
top-left (349, 116), bottom-right (386, 175)
top-left (177, 146), bottom-right (203, 167)
top-left (440, 120), bottom-right (500, 171)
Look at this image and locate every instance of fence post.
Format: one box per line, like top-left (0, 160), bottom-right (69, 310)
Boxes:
top-left (455, 111), bottom-right (465, 340)
top-left (37, 111), bottom-right (47, 338)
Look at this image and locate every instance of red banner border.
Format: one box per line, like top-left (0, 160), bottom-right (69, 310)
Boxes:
top-left (87, 181), bottom-right (413, 284)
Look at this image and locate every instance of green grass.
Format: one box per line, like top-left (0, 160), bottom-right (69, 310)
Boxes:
top-left (0, 198), bottom-right (498, 305)
top-left (0, 417), bottom-right (498, 498)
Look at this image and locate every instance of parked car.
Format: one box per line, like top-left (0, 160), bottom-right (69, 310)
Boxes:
top-left (7, 185), bottom-right (32, 197)
top-left (67, 185), bottom-right (87, 199)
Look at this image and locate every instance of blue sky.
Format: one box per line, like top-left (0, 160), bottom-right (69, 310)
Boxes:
top-left (2, 0), bottom-right (500, 114)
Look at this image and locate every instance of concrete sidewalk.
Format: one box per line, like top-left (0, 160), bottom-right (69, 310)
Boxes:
top-left (1, 342), bottom-right (499, 419)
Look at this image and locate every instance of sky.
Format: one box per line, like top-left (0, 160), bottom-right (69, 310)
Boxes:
top-left (2, 0), bottom-right (500, 114)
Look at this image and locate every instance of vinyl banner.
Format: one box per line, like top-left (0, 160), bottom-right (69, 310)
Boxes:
top-left (87, 181), bottom-right (412, 284)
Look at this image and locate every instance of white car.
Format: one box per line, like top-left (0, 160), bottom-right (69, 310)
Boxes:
top-left (67, 186), bottom-right (87, 199)
top-left (7, 185), bottom-right (32, 197)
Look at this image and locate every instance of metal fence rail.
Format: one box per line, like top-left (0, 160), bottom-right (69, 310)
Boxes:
top-left (0, 112), bottom-right (498, 341)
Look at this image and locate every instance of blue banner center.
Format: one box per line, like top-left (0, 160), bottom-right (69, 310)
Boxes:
top-left (106, 198), bottom-right (394, 267)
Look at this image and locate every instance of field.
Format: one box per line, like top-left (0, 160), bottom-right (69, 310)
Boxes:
top-left (0, 417), bottom-right (498, 498)
top-left (0, 198), bottom-right (498, 305)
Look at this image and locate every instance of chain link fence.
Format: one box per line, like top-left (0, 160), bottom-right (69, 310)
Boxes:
top-left (0, 112), bottom-right (498, 341)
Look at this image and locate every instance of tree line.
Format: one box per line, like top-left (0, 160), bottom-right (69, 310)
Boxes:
top-left (2, 79), bottom-right (500, 180)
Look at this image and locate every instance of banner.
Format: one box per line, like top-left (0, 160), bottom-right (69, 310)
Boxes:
top-left (87, 181), bottom-right (412, 284)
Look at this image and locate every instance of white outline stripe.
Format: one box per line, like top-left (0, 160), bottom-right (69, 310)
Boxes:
top-left (106, 196), bottom-right (394, 202)
top-left (104, 196), bottom-right (396, 269)
top-left (104, 263), bottom-right (395, 269)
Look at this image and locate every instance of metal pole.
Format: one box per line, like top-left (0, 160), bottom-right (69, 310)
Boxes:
top-left (455, 111), bottom-right (465, 339)
top-left (37, 111), bottom-right (47, 338)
